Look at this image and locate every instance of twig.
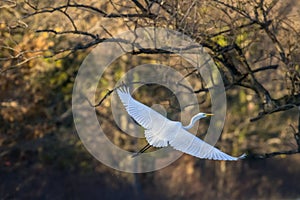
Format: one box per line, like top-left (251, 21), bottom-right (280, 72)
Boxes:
top-left (0, 0), bottom-right (16, 8)
top-left (131, 0), bottom-right (148, 13)
top-left (250, 104), bottom-right (298, 122)
top-left (246, 107), bottom-right (300, 160)
top-left (245, 149), bottom-right (299, 159)
top-left (85, 89), bottom-right (114, 108)
top-left (35, 29), bottom-right (98, 40)
top-left (23, 3), bottom-right (156, 19)
top-left (0, 55), bottom-right (43, 73)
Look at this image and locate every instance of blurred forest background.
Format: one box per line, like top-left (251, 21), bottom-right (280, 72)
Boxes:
top-left (1, 0), bottom-right (300, 199)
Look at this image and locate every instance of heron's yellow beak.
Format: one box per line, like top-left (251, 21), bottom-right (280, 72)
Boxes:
top-left (205, 113), bottom-right (214, 117)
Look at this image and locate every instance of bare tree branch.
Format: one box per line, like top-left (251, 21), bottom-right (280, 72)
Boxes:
top-left (23, 3), bottom-right (157, 19)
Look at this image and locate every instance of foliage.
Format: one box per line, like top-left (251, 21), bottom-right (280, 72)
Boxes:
top-left (0, 0), bottom-right (300, 199)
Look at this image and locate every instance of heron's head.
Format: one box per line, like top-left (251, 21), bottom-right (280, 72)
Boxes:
top-left (194, 112), bottom-right (214, 120)
top-left (183, 112), bottom-right (214, 130)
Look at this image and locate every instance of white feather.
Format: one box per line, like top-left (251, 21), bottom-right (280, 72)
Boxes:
top-left (169, 129), bottom-right (242, 160)
top-left (117, 87), bottom-right (169, 147)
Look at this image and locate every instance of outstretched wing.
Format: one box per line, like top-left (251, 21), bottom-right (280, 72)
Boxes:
top-left (117, 86), bottom-right (169, 147)
top-left (169, 128), bottom-right (245, 161)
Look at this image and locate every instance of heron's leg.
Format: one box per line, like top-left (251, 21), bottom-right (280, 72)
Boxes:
top-left (132, 143), bottom-right (152, 158)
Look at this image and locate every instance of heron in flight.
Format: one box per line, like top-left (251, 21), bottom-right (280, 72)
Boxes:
top-left (117, 86), bottom-right (245, 161)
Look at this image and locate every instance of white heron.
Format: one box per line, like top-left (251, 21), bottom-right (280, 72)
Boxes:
top-left (117, 86), bottom-right (245, 161)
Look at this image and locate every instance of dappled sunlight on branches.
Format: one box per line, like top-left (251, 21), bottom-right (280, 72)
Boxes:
top-left (1, 0), bottom-right (300, 199)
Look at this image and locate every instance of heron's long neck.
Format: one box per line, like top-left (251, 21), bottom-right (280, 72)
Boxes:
top-left (183, 115), bottom-right (200, 130)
